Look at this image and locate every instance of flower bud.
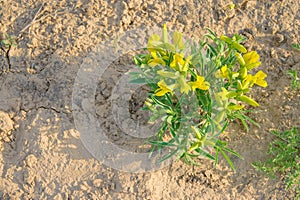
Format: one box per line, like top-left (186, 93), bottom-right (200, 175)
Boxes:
top-left (220, 35), bottom-right (232, 44)
top-left (235, 52), bottom-right (245, 66)
top-left (239, 67), bottom-right (248, 79)
top-left (232, 42), bottom-right (247, 53)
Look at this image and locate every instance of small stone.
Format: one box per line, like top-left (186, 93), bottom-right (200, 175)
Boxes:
top-left (77, 25), bottom-right (85, 35)
top-left (24, 154), bottom-right (38, 168)
top-left (0, 110), bottom-right (14, 143)
top-left (93, 179), bottom-right (103, 187)
top-left (80, 181), bottom-right (89, 191)
top-left (53, 194), bottom-right (63, 200)
top-left (70, 129), bottom-right (80, 138)
top-left (24, 170), bottom-right (36, 184)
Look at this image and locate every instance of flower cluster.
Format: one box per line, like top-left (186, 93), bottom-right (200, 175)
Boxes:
top-left (213, 35), bottom-right (268, 123)
top-left (131, 25), bottom-right (268, 169)
top-left (142, 25), bottom-right (210, 97)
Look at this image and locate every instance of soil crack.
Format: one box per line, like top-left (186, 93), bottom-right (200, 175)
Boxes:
top-left (20, 106), bottom-right (71, 116)
top-left (0, 45), bottom-right (12, 74)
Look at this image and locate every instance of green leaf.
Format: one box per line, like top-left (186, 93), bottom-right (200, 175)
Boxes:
top-left (148, 145), bottom-right (157, 158)
top-left (159, 149), bottom-right (178, 162)
top-left (234, 113), bottom-right (249, 132)
top-left (215, 149), bottom-right (219, 166)
top-left (237, 95), bottom-right (259, 107)
top-left (222, 146), bottom-right (243, 159)
top-left (292, 43), bottom-right (300, 50)
top-left (166, 115), bottom-right (173, 124)
top-left (206, 28), bottom-right (217, 37)
top-left (189, 143), bottom-right (200, 152)
top-left (133, 56), bottom-right (142, 65)
top-left (218, 120), bottom-right (229, 134)
top-left (206, 43), bottom-right (218, 57)
top-left (151, 95), bottom-right (171, 110)
top-left (220, 149), bottom-right (236, 171)
top-left (129, 78), bottom-right (146, 84)
top-left (197, 149), bottom-right (215, 160)
top-left (126, 71), bottom-right (141, 76)
top-left (169, 128), bottom-right (179, 142)
top-left (148, 140), bottom-right (176, 147)
top-left (185, 154), bottom-right (201, 166)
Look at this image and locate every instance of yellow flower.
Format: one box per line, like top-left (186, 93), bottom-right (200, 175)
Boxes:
top-left (177, 74), bottom-right (191, 94)
top-left (157, 70), bottom-right (179, 79)
top-left (189, 75), bottom-right (210, 91)
top-left (148, 51), bottom-right (166, 67)
top-left (220, 35), bottom-right (247, 53)
top-left (147, 25), bottom-right (176, 53)
top-left (155, 80), bottom-right (176, 96)
top-left (147, 34), bottom-right (162, 53)
top-left (227, 104), bottom-right (245, 111)
top-left (242, 74), bottom-right (253, 89)
top-left (162, 24), bottom-right (168, 43)
top-left (242, 70), bottom-right (267, 88)
top-left (217, 87), bottom-right (230, 101)
top-left (215, 65), bottom-right (239, 79)
top-left (170, 53), bottom-right (185, 71)
top-left (235, 52), bottom-right (245, 66)
top-left (232, 42), bottom-right (247, 53)
top-left (252, 70), bottom-right (268, 87)
top-left (169, 53), bottom-right (191, 72)
top-left (220, 35), bottom-right (232, 44)
top-left (243, 51), bottom-right (261, 70)
top-left (173, 31), bottom-right (185, 50)
top-left (157, 70), bottom-right (191, 94)
top-left (238, 66), bottom-right (248, 79)
top-left (170, 53), bottom-right (184, 68)
top-left (189, 126), bottom-right (215, 151)
top-left (228, 3), bottom-right (235, 10)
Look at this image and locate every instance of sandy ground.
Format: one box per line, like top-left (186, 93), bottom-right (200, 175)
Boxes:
top-left (0, 0), bottom-right (300, 199)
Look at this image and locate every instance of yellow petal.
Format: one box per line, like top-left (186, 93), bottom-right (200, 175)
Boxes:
top-left (245, 62), bottom-right (261, 70)
top-left (255, 79), bottom-right (268, 87)
top-left (157, 70), bottom-right (179, 79)
top-left (243, 51), bottom-right (260, 64)
top-left (148, 34), bottom-right (161, 48)
top-left (253, 70), bottom-right (268, 87)
top-left (236, 52), bottom-right (245, 66)
top-left (170, 53), bottom-right (185, 70)
top-left (243, 51), bottom-right (261, 69)
top-left (227, 104), bottom-right (245, 111)
top-left (217, 87), bottom-right (229, 100)
top-left (177, 75), bottom-right (191, 94)
top-left (162, 24), bottom-right (168, 43)
top-left (174, 31), bottom-right (185, 50)
top-left (155, 80), bottom-right (174, 96)
top-left (220, 35), bottom-right (232, 44)
top-left (189, 75), bottom-right (210, 91)
top-left (239, 67), bottom-right (248, 79)
top-left (255, 70), bottom-right (267, 79)
top-left (232, 42), bottom-right (247, 53)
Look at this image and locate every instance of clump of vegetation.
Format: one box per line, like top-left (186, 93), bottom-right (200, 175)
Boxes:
top-left (253, 127), bottom-right (300, 199)
top-left (287, 70), bottom-right (300, 90)
top-left (130, 25), bottom-right (267, 170)
top-left (292, 43), bottom-right (300, 51)
top-left (0, 33), bottom-right (17, 49)
top-left (0, 33), bottom-right (17, 73)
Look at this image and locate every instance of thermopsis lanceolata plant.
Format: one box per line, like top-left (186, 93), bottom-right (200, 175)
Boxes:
top-left (129, 25), bottom-right (268, 170)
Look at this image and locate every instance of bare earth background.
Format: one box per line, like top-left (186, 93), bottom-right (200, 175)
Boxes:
top-left (0, 0), bottom-right (300, 199)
